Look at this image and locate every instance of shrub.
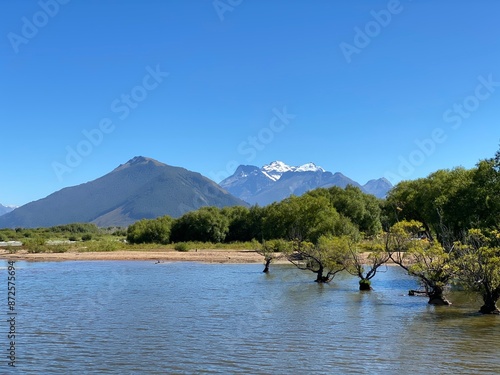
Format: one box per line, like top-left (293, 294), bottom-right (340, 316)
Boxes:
top-left (23, 237), bottom-right (48, 253)
top-left (265, 239), bottom-right (292, 253)
top-left (82, 234), bottom-right (93, 241)
top-left (51, 245), bottom-right (69, 253)
top-left (174, 242), bottom-right (190, 252)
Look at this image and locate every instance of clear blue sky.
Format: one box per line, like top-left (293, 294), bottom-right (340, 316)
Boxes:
top-left (2, 0), bottom-right (500, 206)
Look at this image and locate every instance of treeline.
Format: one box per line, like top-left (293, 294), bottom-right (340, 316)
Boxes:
top-left (127, 147), bottom-right (500, 314)
top-left (126, 185), bottom-right (383, 245)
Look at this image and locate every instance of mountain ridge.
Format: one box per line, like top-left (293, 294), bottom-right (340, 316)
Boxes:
top-left (0, 156), bottom-right (247, 228)
top-left (219, 161), bottom-right (392, 206)
top-left (0, 204), bottom-right (16, 217)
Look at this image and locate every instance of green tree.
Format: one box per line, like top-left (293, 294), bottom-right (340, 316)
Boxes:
top-left (287, 235), bottom-right (349, 283)
top-left (262, 194), bottom-right (344, 243)
top-left (386, 221), bottom-right (456, 305)
top-left (385, 168), bottom-right (473, 241)
top-left (221, 205), bottom-right (263, 242)
top-left (127, 216), bottom-right (173, 244)
top-left (170, 207), bottom-right (229, 243)
top-left (454, 229), bottom-right (500, 314)
top-left (327, 185), bottom-right (383, 235)
top-left (345, 236), bottom-right (389, 290)
top-left (254, 239), bottom-right (290, 273)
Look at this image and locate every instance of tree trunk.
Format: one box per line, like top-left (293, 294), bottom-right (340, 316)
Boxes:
top-left (315, 266), bottom-right (327, 283)
top-left (359, 279), bottom-right (372, 291)
top-left (427, 286), bottom-right (451, 306)
top-left (263, 258), bottom-right (271, 273)
top-left (480, 292), bottom-right (500, 314)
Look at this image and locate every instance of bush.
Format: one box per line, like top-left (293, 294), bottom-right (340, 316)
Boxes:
top-left (83, 240), bottom-right (121, 252)
top-left (51, 245), bottom-right (69, 253)
top-left (82, 234), bottom-right (93, 241)
top-left (264, 239), bottom-right (292, 253)
top-left (174, 242), bottom-right (190, 252)
top-left (23, 237), bottom-right (48, 253)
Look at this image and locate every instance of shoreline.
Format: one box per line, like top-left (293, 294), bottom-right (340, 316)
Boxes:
top-left (0, 248), bottom-right (382, 264)
top-left (0, 249), bottom-right (275, 264)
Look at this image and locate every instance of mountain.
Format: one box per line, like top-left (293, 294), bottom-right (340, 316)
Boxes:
top-left (363, 178), bottom-right (393, 199)
top-left (219, 161), bottom-right (392, 206)
top-left (0, 156), bottom-right (247, 228)
top-left (0, 204), bottom-right (16, 217)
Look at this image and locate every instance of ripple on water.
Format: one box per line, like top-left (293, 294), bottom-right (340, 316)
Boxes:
top-left (7, 262), bottom-right (500, 374)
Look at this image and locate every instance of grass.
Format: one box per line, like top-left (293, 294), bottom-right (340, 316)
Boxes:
top-left (1, 236), bottom-right (259, 254)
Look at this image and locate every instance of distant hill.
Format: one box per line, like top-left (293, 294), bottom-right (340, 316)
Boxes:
top-left (0, 156), bottom-right (247, 228)
top-left (0, 204), bottom-right (16, 217)
top-left (219, 161), bottom-right (392, 206)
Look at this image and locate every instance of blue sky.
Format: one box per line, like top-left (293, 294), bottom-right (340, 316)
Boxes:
top-left (1, 0), bottom-right (500, 206)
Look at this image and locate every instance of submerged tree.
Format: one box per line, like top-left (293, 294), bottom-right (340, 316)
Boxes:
top-left (255, 239), bottom-right (290, 273)
top-left (386, 221), bottom-right (456, 305)
top-left (345, 236), bottom-right (389, 291)
top-left (287, 235), bottom-right (349, 283)
top-left (454, 229), bottom-right (500, 314)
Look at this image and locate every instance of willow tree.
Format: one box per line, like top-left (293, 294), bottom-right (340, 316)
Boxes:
top-left (287, 236), bottom-right (349, 283)
top-left (386, 220), bottom-right (456, 305)
top-left (255, 239), bottom-right (290, 273)
top-left (345, 236), bottom-right (389, 290)
top-left (454, 229), bottom-right (500, 314)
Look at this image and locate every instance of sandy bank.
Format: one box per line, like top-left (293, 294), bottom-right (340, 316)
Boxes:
top-left (0, 248), bottom-right (276, 263)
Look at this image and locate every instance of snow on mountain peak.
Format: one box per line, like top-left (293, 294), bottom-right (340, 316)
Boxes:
top-left (262, 161), bottom-right (293, 181)
top-left (260, 161), bottom-right (325, 181)
top-left (296, 162), bottom-right (325, 173)
top-left (262, 161), bottom-right (294, 173)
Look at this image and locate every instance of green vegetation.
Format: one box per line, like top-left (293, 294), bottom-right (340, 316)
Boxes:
top-left (381, 146), bottom-right (500, 313)
top-left (286, 236), bottom-right (351, 283)
top-left (2, 147), bottom-right (500, 314)
top-left (254, 239), bottom-right (290, 273)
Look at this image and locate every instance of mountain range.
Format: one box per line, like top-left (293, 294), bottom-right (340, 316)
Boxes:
top-left (219, 161), bottom-right (392, 206)
top-left (0, 204), bottom-right (16, 217)
top-left (0, 157), bottom-right (392, 229)
top-left (0, 157), bottom-right (246, 228)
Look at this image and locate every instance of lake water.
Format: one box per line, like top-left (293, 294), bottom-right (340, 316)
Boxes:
top-left (2, 260), bottom-right (499, 374)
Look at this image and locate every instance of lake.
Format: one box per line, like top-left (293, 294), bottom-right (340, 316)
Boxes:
top-left (2, 260), bottom-right (499, 374)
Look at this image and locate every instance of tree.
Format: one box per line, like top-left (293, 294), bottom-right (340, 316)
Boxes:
top-left (127, 216), bottom-right (173, 244)
top-left (170, 207), bottom-right (229, 243)
top-left (327, 185), bottom-right (383, 235)
top-left (254, 239), bottom-right (290, 273)
top-left (287, 235), bottom-right (349, 283)
top-left (345, 236), bottom-right (389, 290)
top-left (222, 206), bottom-right (253, 242)
top-left (386, 221), bottom-right (456, 305)
top-left (385, 168), bottom-right (473, 240)
top-left (454, 229), bottom-right (500, 314)
top-left (262, 194), bottom-right (341, 242)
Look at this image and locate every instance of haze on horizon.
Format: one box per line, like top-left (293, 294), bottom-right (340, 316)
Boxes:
top-left (2, 0), bottom-right (500, 206)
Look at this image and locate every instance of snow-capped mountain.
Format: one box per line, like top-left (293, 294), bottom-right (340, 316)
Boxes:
top-left (261, 161), bottom-right (325, 181)
top-left (219, 161), bottom-right (392, 206)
